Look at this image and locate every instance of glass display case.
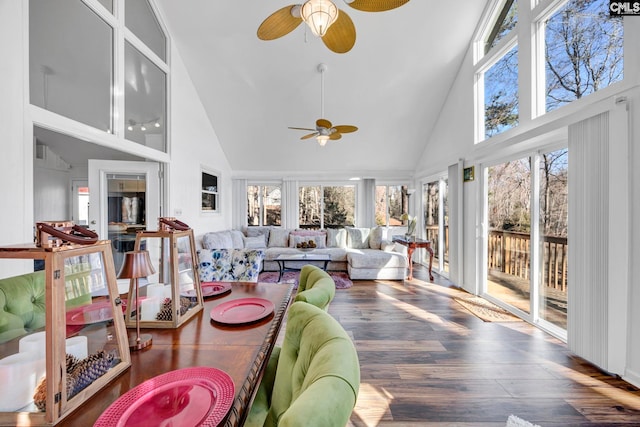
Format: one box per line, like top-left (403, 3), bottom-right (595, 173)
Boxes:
top-left (0, 241), bottom-right (130, 425)
top-left (124, 224), bottom-right (203, 329)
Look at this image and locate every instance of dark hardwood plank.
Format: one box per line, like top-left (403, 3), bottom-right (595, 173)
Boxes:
top-left (324, 265), bottom-right (640, 426)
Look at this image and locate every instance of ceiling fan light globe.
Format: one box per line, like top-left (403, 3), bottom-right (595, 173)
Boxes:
top-left (301, 0), bottom-right (339, 37)
top-left (317, 135), bottom-right (330, 146)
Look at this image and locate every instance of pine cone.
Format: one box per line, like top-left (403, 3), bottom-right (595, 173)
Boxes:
top-left (33, 354), bottom-right (80, 412)
top-left (68, 351), bottom-right (114, 397)
top-left (155, 297), bottom-right (193, 320)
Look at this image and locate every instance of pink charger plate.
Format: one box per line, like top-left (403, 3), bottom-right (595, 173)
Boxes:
top-left (94, 366), bottom-right (235, 427)
top-left (210, 297), bottom-right (275, 325)
top-left (182, 282), bottom-right (232, 298)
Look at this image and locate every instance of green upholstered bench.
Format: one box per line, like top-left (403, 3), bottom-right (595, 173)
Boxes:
top-left (246, 301), bottom-right (360, 427)
top-left (294, 264), bottom-right (336, 311)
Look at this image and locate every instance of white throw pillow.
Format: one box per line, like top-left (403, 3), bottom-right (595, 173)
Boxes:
top-left (289, 234), bottom-right (326, 249)
top-left (346, 227), bottom-right (370, 249)
top-left (243, 235), bottom-right (266, 249)
top-left (202, 231), bottom-right (233, 249)
top-left (369, 226), bottom-right (383, 249)
top-left (326, 228), bottom-right (347, 248)
top-left (268, 228), bottom-right (291, 248)
top-left (230, 230), bottom-right (245, 249)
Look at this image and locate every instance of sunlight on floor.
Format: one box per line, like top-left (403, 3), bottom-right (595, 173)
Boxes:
top-left (549, 360), bottom-right (640, 411)
top-left (349, 382), bottom-right (393, 427)
top-left (376, 291), bottom-right (445, 324)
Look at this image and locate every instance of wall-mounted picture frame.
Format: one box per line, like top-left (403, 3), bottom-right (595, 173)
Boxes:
top-left (463, 166), bottom-right (475, 182)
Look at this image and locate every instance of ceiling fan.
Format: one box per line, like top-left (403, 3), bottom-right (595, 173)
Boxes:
top-left (288, 63), bottom-right (358, 146)
top-left (257, 0), bottom-right (410, 54)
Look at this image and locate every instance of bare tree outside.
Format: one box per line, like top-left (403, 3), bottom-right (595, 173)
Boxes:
top-left (299, 185), bottom-right (355, 229)
top-left (545, 0), bottom-right (623, 111)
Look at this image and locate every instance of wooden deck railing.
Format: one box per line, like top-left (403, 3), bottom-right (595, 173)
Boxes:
top-left (488, 230), bottom-right (567, 292)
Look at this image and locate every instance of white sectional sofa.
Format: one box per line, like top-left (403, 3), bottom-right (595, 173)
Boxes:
top-left (197, 226), bottom-right (409, 280)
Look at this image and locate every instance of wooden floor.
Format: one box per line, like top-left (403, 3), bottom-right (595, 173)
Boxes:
top-left (325, 265), bottom-right (640, 427)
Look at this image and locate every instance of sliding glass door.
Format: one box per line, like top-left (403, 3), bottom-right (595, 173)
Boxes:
top-left (485, 148), bottom-right (568, 333)
top-left (422, 178), bottom-right (449, 276)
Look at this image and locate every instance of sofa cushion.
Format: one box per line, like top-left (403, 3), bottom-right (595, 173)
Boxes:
top-left (246, 226), bottom-right (271, 247)
top-left (202, 231), bottom-right (234, 249)
top-left (244, 235), bottom-right (266, 249)
top-left (346, 227), bottom-right (370, 249)
top-left (268, 228), bottom-right (291, 248)
top-left (289, 233), bottom-right (326, 249)
top-left (347, 249), bottom-right (407, 269)
top-left (230, 230), bottom-right (245, 249)
top-left (368, 226), bottom-right (384, 250)
top-left (326, 228), bottom-right (347, 248)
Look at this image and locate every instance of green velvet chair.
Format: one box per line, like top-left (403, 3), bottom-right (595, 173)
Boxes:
top-left (246, 301), bottom-right (360, 427)
top-left (294, 264), bottom-right (336, 311)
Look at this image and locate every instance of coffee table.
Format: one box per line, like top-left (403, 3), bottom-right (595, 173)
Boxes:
top-left (274, 253), bottom-right (331, 281)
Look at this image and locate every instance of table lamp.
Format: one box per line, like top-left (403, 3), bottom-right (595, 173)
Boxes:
top-left (118, 250), bottom-right (156, 351)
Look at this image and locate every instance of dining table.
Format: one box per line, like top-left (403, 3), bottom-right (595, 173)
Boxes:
top-left (56, 281), bottom-right (294, 427)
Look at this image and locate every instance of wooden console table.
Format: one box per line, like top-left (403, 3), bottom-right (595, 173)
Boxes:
top-left (392, 235), bottom-right (434, 281)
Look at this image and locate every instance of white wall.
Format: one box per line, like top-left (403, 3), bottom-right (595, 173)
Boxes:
top-left (165, 44), bottom-right (233, 239)
top-left (0, 1), bottom-right (31, 250)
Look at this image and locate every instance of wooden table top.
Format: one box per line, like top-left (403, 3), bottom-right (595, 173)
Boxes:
top-left (56, 281), bottom-right (294, 427)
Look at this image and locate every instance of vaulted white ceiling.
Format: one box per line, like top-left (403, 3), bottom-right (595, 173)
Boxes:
top-left (154, 1), bottom-right (488, 177)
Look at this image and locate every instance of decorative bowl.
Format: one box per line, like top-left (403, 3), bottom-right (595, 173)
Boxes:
top-left (297, 247), bottom-right (315, 253)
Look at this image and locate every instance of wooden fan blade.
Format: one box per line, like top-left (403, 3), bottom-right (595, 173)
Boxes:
top-left (343, 0), bottom-right (410, 12)
top-left (301, 132), bottom-right (319, 140)
top-left (322, 10), bottom-right (356, 54)
top-left (288, 126), bottom-right (317, 131)
top-left (316, 118), bottom-right (332, 129)
top-left (329, 132), bottom-right (343, 140)
top-left (257, 5), bottom-right (303, 40)
top-left (333, 125), bottom-right (358, 134)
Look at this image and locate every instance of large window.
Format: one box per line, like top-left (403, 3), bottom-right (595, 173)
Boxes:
top-left (247, 185), bottom-right (281, 226)
top-left (299, 185), bottom-right (355, 229)
top-left (375, 185), bottom-right (408, 226)
top-left (543, 0), bottom-right (623, 112)
top-left (475, 0), bottom-right (625, 141)
top-left (484, 45), bottom-right (519, 138)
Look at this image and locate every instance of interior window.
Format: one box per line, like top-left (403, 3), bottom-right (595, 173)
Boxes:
top-left (125, 0), bottom-right (166, 61)
top-left (124, 42), bottom-right (167, 151)
top-left (29, 0), bottom-right (113, 132)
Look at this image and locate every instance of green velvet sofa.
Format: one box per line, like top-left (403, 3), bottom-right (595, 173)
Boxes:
top-left (0, 271), bottom-right (47, 344)
top-left (294, 265), bottom-right (336, 311)
top-left (0, 269), bottom-right (92, 344)
top-left (246, 301), bottom-right (360, 427)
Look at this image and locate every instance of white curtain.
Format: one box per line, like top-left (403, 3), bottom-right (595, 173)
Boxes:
top-left (282, 179), bottom-right (298, 229)
top-left (448, 161), bottom-right (463, 285)
top-left (360, 178), bottom-right (376, 228)
top-left (567, 110), bottom-right (613, 373)
top-left (231, 179), bottom-right (247, 230)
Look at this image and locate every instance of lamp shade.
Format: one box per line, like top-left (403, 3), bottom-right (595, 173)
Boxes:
top-left (300, 0), bottom-right (338, 37)
top-left (117, 251), bottom-right (156, 279)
